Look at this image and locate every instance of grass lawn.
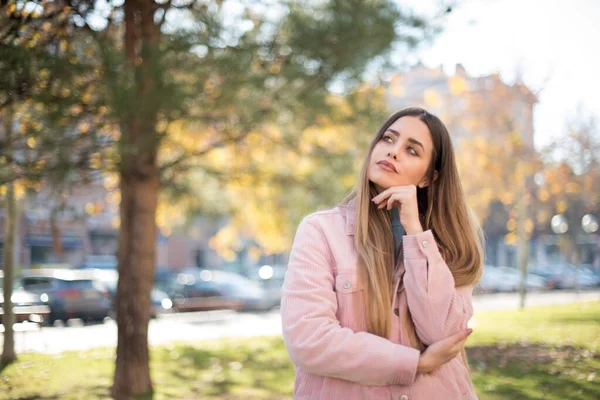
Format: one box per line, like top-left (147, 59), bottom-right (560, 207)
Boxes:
top-left (1, 301), bottom-right (598, 400)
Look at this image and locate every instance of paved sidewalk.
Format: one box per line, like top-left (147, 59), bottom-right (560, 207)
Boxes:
top-left (1, 290), bottom-right (598, 354)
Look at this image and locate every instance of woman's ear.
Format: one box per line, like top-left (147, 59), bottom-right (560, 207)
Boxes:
top-left (418, 170), bottom-right (438, 188)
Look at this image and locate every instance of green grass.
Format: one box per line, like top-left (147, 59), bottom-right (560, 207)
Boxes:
top-left (0, 302), bottom-right (598, 400)
top-left (467, 301), bottom-right (600, 400)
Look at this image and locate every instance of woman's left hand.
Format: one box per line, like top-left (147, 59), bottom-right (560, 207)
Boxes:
top-left (371, 185), bottom-right (424, 235)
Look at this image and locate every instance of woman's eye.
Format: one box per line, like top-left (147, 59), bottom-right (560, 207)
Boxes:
top-left (383, 135), bottom-right (393, 143)
top-left (407, 146), bottom-right (418, 156)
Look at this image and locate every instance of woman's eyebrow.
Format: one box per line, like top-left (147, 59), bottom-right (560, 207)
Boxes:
top-left (407, 137), bottom-right (425, 151)
top-left (386, 128), bottom-right (425, 151)
top-left (386, 128), bottom-right (400, 137)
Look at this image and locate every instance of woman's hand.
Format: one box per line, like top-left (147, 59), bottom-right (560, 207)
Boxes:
top-left (417, 329), bottom-right (472, 374)
top-left (371, 185), bottom-right (423, 235)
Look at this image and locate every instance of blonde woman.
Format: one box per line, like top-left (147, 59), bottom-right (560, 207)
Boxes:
top-left (281, 107), bottom-right (483, 399)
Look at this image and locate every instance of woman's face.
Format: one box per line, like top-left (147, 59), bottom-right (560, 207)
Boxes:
top-left (367, 116), bottom-right (435, 192)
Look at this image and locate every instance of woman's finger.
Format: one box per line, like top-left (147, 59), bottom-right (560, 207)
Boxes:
top-left (372, 187), bottom-right (397, 203)
top-left (386, 194), bottom-right (396, 210)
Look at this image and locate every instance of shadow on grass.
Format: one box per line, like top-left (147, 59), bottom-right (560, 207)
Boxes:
top-left (155, 337), bottom-right (295, 399)
top-left (0, 361), bottom-right (10, 374)
top-left (1, 385), bottom-right (109, 400)
top-left (468, 344), bottom-right (600, 400)
top-left (549, 314), bottom-right (600, 325)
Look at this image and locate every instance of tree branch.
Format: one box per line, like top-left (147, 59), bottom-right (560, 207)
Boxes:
top-left (159, 128), bottom-right (254, 175)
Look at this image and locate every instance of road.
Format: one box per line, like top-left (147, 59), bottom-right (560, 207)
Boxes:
top-left (1, 290), bottom-right (598, 354)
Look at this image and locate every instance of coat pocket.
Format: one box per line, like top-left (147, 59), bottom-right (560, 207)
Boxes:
top-left (334, 272), bottom-right (364, 330)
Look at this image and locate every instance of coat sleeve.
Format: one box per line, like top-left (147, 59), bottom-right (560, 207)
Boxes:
top-left (281, 216), bottom-right (420, 386)
top-left (402, 230), bottom-right (474, 345)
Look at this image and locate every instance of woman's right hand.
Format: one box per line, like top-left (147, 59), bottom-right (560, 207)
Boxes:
top-left (417, 329), bottom-right (472, 374)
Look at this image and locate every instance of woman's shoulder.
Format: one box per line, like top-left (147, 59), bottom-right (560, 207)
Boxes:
top-left (304, 205), bottom-right (343, 219)
top-left (294, 205), bottom-right (350, 241)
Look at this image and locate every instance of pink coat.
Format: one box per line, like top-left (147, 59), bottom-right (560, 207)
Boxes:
top-left (281, 198), bottom-right (478, 399)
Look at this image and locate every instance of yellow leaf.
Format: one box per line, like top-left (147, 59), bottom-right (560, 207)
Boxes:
top-left (506, 219), bottom-right (517, 232)
top-left (90, 153), bottom-right (101, 169)
top-left (504, 232), bottom-right (517, 246)
top-left (14, 182), bottom-right (25, 199)
top-left (390, 83), bottom-right (405, 97)
top-left (80, 122), bottom-right (90, 133)
top-left (424, 88), bottom-right (441, 108)
top-left (524, 219), bottom-right (534, 234)
top-left (538, 189), bottom-right (550, 202)
top-left (103, 174), bottom-right (119, 191)
top-left (449, 76), bottom-right (467, 95)
top-left (85, 202), bottom-right (96, 215)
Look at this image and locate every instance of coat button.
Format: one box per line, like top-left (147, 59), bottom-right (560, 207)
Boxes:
top-left (422, 241), bottom-right (429, 248)
top-left (400, 395), bottom-right (409, 400)
top-left (343, 281), bottom-right (351, 289)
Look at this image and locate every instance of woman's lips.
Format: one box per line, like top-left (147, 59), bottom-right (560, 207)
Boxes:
top-left (377, 160), bottom-right (397, 173)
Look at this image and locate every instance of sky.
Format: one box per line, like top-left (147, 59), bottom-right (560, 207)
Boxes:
top-left (402, 0), bottom-right (600, 150)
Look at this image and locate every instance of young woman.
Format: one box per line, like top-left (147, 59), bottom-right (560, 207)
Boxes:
top-left (281, 107), bottom-right (484, 399)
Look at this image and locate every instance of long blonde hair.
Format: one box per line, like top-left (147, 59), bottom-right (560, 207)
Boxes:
top-left (344, 107), bottom-right (484, 358)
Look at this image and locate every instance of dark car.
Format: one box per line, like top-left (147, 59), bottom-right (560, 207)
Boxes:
top-left (150, 287), bottom-right (173, 318)
top-left (75, 266), bottom-right (173, 319)
top-left (20, 269), bottom-right (112, 323)
top-left (167, 268), bottom-right (275, 312)
top-left (0, 271), bottom-right (50, 324)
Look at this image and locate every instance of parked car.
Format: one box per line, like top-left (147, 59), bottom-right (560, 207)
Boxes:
top-left (248, 264), bottom-right (286, 307)
top-left (167, 268), bottom-right (275, 312)
top-left (495, 266), bottom-right (546, 291)
top-left (77, 255), bottom-right (117, 270)
top-left (475, 265), bottom-right (546, 293)
top-left (476, 266), bottom-right (514, 293)
top-left (0, 271), bottom-right (50, 324)
top-left (150, 288), bottom-right (173, 318)
top-left (75, 268), bottom-right (172, 319)
top-left (20, 269), bottom-right (112, 323)
top-left (531, 263), bottom-right (600, 289)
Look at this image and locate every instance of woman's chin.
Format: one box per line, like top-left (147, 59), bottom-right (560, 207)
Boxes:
top-left (368, 179), bottom-right (390, 193)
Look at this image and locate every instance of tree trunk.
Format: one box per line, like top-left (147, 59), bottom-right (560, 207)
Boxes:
top-left (111, 0), bottom-right (160, 398)
top-left (517, 191), bottom-right (530, 310)
top-left (2, 104), bottom-right (17, 365)
top-left (111, 172), bottom-right (158, 398)
top-left (50, 207), bottom-right (63, 262)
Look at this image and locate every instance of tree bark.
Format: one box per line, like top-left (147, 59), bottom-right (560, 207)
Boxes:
top-left (2, 103), bottom-right (17, 365)
top-left (111, 0), bottom-right (160, 398)
top-left (111, 171), bottom-right (158, 398)
top-left (50, 206), bottom-right (63, 261)
top-left (517, 191), bottom-right (530, 310)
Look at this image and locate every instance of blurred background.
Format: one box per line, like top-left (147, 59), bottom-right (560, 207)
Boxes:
top-left (0, 0), bottom-right (598, 399)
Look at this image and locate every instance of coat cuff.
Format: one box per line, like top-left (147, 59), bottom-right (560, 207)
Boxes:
top-left (389, 345), bottom-right (420, 385)
top-left (402, 230), bottom-right (442, 260)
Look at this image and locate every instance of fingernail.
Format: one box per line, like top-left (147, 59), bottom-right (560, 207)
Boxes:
top-left (466, 329), bottom-right (473, 335)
